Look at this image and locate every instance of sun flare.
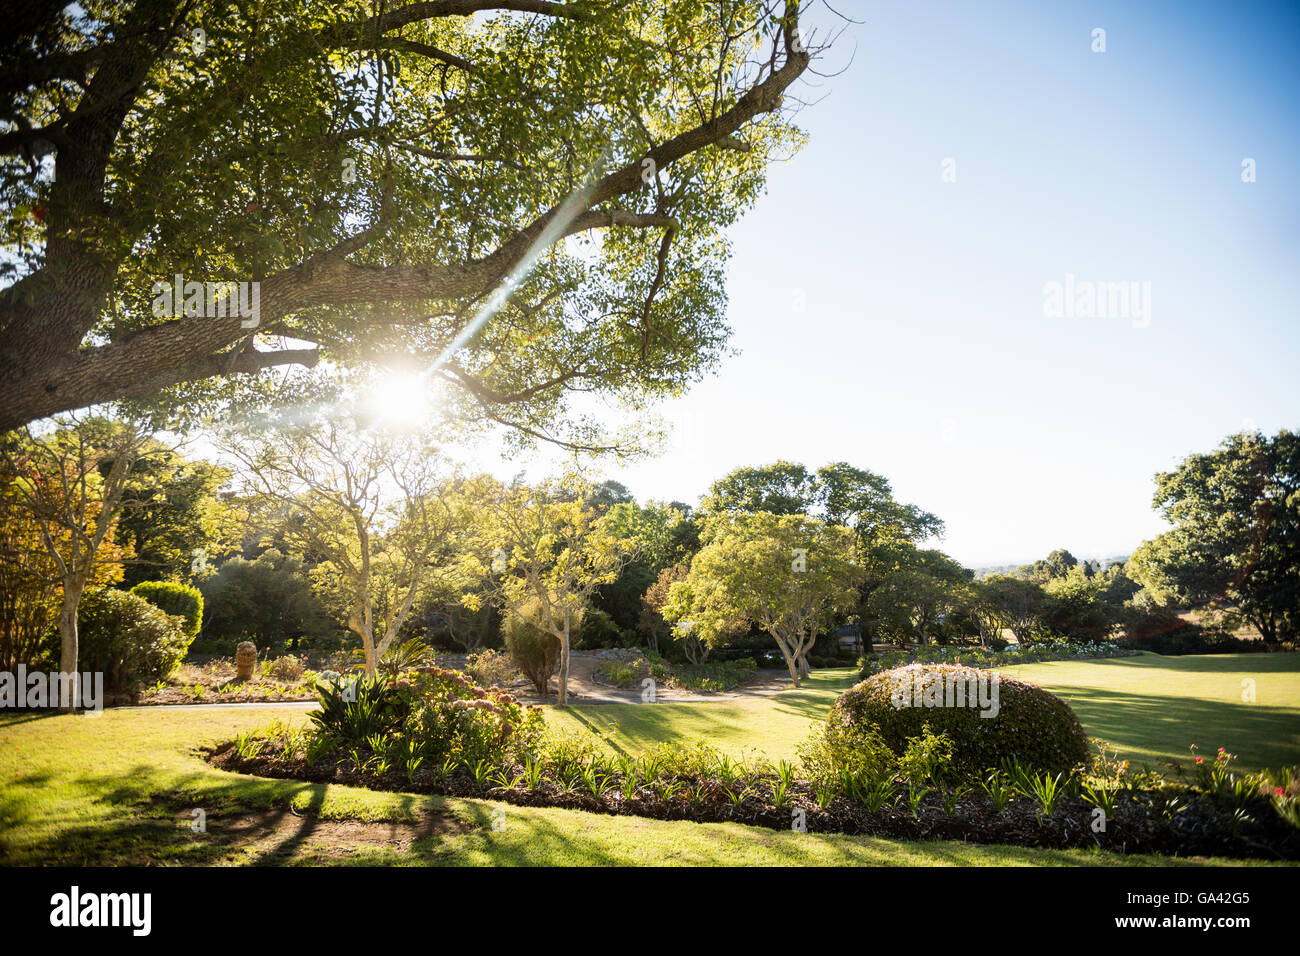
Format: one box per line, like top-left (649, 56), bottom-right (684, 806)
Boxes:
top-left (360, 370), bottom-right (437, 429)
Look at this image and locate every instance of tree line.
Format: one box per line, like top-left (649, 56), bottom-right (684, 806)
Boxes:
top-left (3, 407), bottom-right (1293, 706)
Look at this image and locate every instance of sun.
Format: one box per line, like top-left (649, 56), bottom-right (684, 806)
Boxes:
top-left (361, 369), bottom-right (437, 429)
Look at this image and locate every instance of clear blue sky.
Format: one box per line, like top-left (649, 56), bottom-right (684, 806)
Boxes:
top-left (582, 0), bottom-right (1300, 567)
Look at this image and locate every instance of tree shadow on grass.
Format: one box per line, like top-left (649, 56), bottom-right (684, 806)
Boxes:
top-left (1041, 684), bottom-right (1300, 774)
top-left (5, 762), bottom-right (464, 865)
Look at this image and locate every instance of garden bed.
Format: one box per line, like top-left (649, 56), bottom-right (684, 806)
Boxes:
top-left (133, 659), bottom-right (317, 706)
top-left (589, 651), bottom-right (763, 694)
top-left (210, 744), bottom-right (1300, 861)
top-left (858, 640), bottom-right (1138, 678)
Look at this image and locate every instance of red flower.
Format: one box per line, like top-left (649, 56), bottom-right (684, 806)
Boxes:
top-left (1276, 787), bottom-right (1287, 797)
top-left (1194, 756), bottom-right (1204, 764)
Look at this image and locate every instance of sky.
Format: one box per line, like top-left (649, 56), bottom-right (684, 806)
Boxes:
top-left (526, 0), bottom-right (1300, 568)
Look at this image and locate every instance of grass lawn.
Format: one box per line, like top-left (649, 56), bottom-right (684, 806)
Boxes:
top-left (549, 652), bottom-right (1300, 775)
top-left (548, 667), bottom-right (856, 761)
top-left (2, 706), bottom-right (1251, 866)
top-left (997, 652), bottom-right (1300, 775)
top-left (0, 651), bottom-right (1295, 866)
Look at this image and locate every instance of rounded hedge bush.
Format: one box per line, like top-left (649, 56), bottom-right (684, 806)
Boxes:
top-left (79, 588), bottom-right (192, 693)
top-left (131, 581), bottom-right (203, 642)
top-left (831, 663), bottom-right (1089, 774)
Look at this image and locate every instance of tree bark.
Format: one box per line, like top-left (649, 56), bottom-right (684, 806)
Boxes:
top-left (772, 631), bottom-right (800, 688)
top-left (557, 613), bottom-right (571, 706)
top-left (56, 583), bottom-right (83, 710)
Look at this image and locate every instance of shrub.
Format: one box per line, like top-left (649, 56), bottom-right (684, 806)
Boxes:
top-left (265, 655), bottom-right (306, 681)
top-left (131, 581), bottom-right (203, 642)
top-left (464, 648), bottom-right (518, 687)
top-left (368, 638), bottom-right (435, 675)
top-left (78, 588), bottom-right (192, 693)
top-left (593, 659), bottom-right (641, 687)
top-left (639, 740), bottom-right (739, 781)
top-left (671, 657), bottom-right (756, 692)
top-left (402, 667), bottom-right (544, 766)
top-left (832, 664), bottom-right (1089, 775)
top-left (898, 723), bottom-right (956, 785)
top-left (308, 675), bottom-right (410, 749)
top-left (799, 718), bottom-right (897, 790)
top-left (539, 726), bottom-right (608, 777)
top-left (576, 608), bottom-right (622, 648)
top-left (501, 611), bottom-right (560, 695)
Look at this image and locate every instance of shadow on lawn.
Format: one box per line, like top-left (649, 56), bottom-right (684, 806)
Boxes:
top-left (1040, 684), bottom-right (1300, 773)
top-left (6, 763), bottom-right (464, 865)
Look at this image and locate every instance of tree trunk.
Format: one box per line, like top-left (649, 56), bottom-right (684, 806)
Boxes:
top-left (557, 611), bottom-right (571, 706)
top-left (349, 596), bottom-right (377, 677)
top-left (57, 585), bottom-right (83, 710)
top-left (772, 633), bottom-right (800, 687)
top-left (796, 629), bottom-right (815, 679)
top-left (351, 618), bottom-right (377, 677)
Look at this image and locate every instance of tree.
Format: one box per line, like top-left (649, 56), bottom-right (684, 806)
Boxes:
top-left (0, 414), bottom-right (154, 706)
top-left (1135, 430), bottom-right (1300, 646)
top-left (1038, 568), bottom-right (1116, 643)
top-left (594, 498), bottom-right (695, 631)
top-left (701, 460), bottom-right (944, 542)
top-left (980, 574), bottom-right (1046, 645)
top-left (0, 1), bottom-right (820, 438)
top-left (1019, 548), bottom-right (1080, 583)
top-left (221, 411), bottom-right (463, 675)
top-left (700, 460), bottom-right (819, 516)
top-left (470, 476), bottom-right (632, 705)
top-left (637, 562), bottom-right (688, 656)
top-left (702, 460), bottom-right (944, 644)
top-left (0, 466), bottom-right (65, 670)
top-left (114, 447), bottom-right (229, 588)
top-left (198, 548), bottom-right (340, 653)
top-left (666, 511), bottom-right (859, 685)
top-left (861, 545), bottom-right (972, 647)
top-left (965, 580), bottom-right (1006, 649)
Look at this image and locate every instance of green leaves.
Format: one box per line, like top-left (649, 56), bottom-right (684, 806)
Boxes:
top-left (1139, 430), bottom-right (1299, 646)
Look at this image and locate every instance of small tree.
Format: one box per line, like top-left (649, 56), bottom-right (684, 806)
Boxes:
top-left (0, 468), bottom-right (65, 670)
top-left (500, 599), bottom-right (562, 696)
top-left (1, 414), bottom-right (155, 706)
top-left (638, 563), bottom-right (689, 656)
top-left (981, 574), bottom-right (1047, 645)
top-left (222, 412), bottom-right (463, 676)
top-left (470, 477), bottom-right (632, 706)
top-left (666, 512), bottom-right (859, 686)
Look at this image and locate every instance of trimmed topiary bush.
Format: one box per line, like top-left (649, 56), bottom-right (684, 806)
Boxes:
top-left (831, 663), bottom-right (1089, 775)
top-left (78, 588), bottom-right (192, 694)
top-left (131, 580), bottom-right (203, 643)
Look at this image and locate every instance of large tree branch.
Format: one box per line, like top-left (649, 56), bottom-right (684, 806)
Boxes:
top-left (0, 1), bottom-right (810, 431)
